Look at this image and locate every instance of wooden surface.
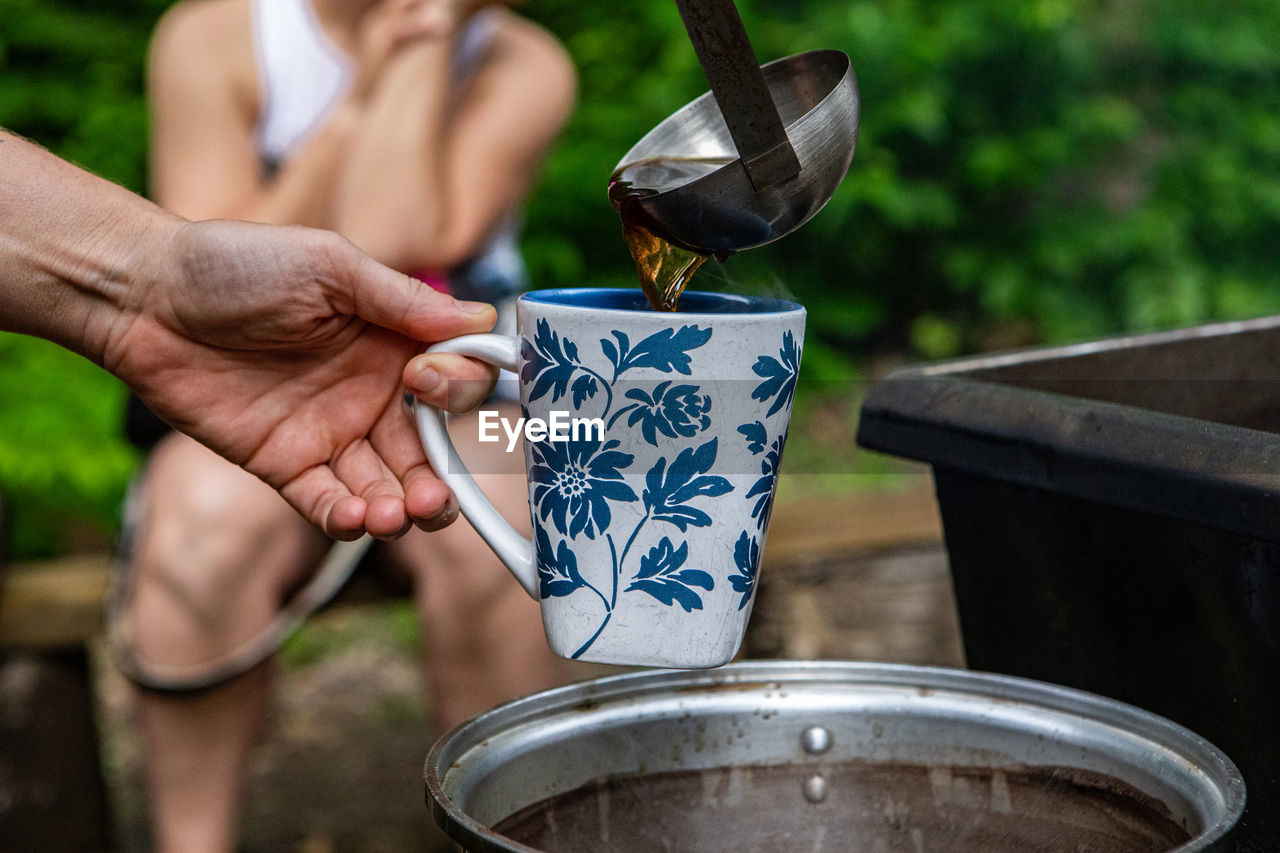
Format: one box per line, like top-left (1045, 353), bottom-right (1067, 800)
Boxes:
top-left (746, 546), bottom-right (964, 667)
top-left (0, 552), bottom-right (111, 648)
top-left (0, 485), bottom-right (944, 650)
top-left (752, 481), bottom-right (961, 667)
top-left (764, 483), bottom-right (943, 565)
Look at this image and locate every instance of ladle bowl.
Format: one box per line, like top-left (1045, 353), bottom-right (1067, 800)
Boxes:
top-left (614, 49), bottom-right (858, 255)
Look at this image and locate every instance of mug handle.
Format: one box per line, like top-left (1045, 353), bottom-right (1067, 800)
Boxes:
top-left (412, 334), bottom-right (539, 600)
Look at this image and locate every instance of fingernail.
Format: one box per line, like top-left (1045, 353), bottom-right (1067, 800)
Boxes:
top-left (421, 498), bottom-right (458, 529)
top-left (409, 366), bottom-right (440, 395)
top-left (457, 300), bottom-right (492, 315)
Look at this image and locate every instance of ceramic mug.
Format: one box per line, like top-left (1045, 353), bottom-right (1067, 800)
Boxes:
top-left (414, 288), bottom-right (804, 668)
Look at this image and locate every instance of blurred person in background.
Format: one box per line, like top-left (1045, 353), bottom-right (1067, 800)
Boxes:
top-left (109, 0), bottom-right (576, 850)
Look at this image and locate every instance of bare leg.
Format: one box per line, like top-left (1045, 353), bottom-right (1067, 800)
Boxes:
top-left (122, 433), bottom-right (326, 853)
top-left (389, 405), bottom-right (565, 730)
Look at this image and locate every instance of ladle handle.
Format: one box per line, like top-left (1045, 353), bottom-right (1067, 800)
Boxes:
top-left (675, 0), bottom-right (800, 190)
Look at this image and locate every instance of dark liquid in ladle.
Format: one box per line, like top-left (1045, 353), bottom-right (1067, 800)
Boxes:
top-left (609, 157), bottom-right (735, 311)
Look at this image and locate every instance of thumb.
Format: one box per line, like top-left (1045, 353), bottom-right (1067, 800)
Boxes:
top-left (322, 232), bottom-right (496, 342)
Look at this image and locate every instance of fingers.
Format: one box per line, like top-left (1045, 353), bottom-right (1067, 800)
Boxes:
top-left (320, 233), bottom-right (497, 342)
top-left (405, 473), bottom-right (460, 531)
top-left (364, 390), bottom-right (460, 530)
top-left (328, 495), bottom-right (374, 540)
top-left (400, 0), bottom-right (481, 39)
top-left (407, 2), bottom-right (454, 38)
top-left (330, 439), bottom-right (414, 539)
top-left (404, 352), bottom-right (499, 414)
top-left (278, 450), bottom-right (458, 539)
top-left (279, 468), bottom-right (369, 540)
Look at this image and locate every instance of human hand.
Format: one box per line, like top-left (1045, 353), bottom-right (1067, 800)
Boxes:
top-left (350, 0), bottom-right (515, 95)
top-left (103, 218), bottom-right (499, 540)
top-left (350, 0), bottom-right (446, 98)
top-left (407, 0), bottom-right (518, 39)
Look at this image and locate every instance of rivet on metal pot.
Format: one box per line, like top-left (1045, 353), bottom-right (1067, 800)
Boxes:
top-left (802, 773), bottom-right (829, 804)
top-left (801, 725), bottom-right (832, 755)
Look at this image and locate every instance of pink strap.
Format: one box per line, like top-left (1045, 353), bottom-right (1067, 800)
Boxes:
top-left (413, 270), bottom-right (451, 295)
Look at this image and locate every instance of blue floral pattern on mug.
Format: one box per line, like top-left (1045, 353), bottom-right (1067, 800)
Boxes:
top-left (642, 439), bottom-right (734, 531)
top-left (627, 537), bottom-right (714, 612)
top-left (729, 530), bottom-right (761, 610)
top-left (522, 322), bottom-right (800, 660)
top-left (740, 422), bottom-right (787, 530)
top-left (752, 330), bottom-right (801, 416)
top-left (529, 437), bottom-right (637, 540)
top-left (609, 380), bottom-right (712, 445)
top-left (535, 526), bottom-right (587, 599)
top-left (602, 326), bottom-right (713, 381)
top-left (520, 318), bottom-right (602, 407)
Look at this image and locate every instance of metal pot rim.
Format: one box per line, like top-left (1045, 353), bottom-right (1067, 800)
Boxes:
top-left (426, 660), bottom-right (1246, 853)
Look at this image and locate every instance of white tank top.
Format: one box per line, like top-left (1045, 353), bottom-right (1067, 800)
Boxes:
top-left (250, 0), bottom-right (524, 300)
top-left (253, 0), bottom-right (496, 162)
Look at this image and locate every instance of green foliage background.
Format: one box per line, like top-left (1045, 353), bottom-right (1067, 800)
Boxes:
top-left (2, 0), bottom-right (1280, 557)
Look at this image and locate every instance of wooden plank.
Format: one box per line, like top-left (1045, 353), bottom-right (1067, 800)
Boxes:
top-left (0, 482), bottom-right (944, 650)
top-left (0, 553), bottom-right (111, 648)
top-left (746, 547), bottom-right (964, 667)
top-left (763, 480), bottom-right (943, 565)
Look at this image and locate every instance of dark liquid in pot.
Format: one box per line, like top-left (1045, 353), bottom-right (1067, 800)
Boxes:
top-left (609, 157), bottom-right (734, 312)
top-left (492, 759), bottom-right (1192, 852)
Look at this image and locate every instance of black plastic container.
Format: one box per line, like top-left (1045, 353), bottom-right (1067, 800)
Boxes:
top-left (857, 315), bottom-right (1280, 852)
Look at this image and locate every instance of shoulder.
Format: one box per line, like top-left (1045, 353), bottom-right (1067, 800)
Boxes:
top-left (152, 0), bottom-right (251, 54)
top-left (150, 0), bottom-right (257, 107)
top-left (486, 9), bottom-right (577, 106)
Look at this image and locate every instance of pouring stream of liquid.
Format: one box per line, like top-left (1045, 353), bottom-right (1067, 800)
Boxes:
top-left (609, 156), bottom-right (735, 311)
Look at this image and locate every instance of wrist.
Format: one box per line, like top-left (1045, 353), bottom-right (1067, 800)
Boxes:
top-left (0, 131), bottom-right (184, 364)
top-left (82, 202), bottom-right (187, 377)
top-left (366, 39), bottom-right (451, 106)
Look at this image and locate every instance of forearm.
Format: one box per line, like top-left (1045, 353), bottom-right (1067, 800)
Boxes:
top-left (333, 15), bottom-right (575, 273)
top-left (331, 42), bottom-right (458, 270)
top-left (0, 130), bottom-right (181, 363)
top-left (220, 105), bottom-right (359, 228)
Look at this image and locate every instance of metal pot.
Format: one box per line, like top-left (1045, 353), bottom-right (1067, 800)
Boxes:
top-left (426, 661), bottom-right (1244, 852)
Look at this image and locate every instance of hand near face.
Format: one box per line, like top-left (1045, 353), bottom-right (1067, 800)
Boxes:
top-left (351, 0), bottom-right (517, 93)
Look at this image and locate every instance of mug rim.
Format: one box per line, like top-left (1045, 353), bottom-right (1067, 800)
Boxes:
top-left (519, 287), bottom-right (803, 316)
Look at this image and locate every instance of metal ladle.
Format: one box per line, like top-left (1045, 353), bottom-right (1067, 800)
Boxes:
top-left (612, 0), bottom-right (860, 255)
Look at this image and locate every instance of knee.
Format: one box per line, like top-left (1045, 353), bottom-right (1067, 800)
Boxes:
top-left (398, 527), bottom-right (525, 623)
top-left (126, 449), bottom-right (312, 630)
top-left (136, 498), bottom-right (271, 598)
top-left (427, 550), bottom-right (519, 620)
